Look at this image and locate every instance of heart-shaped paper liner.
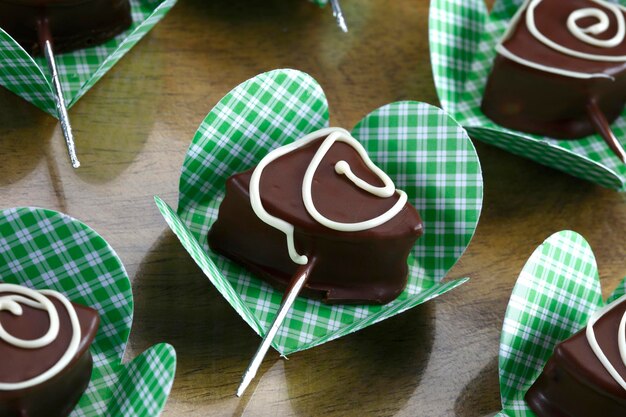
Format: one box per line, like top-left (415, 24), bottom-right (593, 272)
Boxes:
top-left (496, 230), bottom-right (626, 416)
top-left (0, 207), bottom-right (177, 417)
top-left (0, 0), bottom-right (176, 116)
top-left (155, 69), bottom-right (483, 356)
top-left (429, 0), bottom-right (626, 191)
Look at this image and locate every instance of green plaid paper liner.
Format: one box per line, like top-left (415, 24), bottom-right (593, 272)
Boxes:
top-left (429, 0), bottom-right (626, 191)
top-left (0, 207), bottom-right (176, 417)
top-left (0, 0), bottom-right (176, 116)
top-left (496, 230), bottom-right (626, 416)
top-left (155, 69), bottom-right (483, 356)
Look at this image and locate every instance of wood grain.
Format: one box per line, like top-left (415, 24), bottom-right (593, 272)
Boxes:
top-left (1, 0), bottom-right (626, 416)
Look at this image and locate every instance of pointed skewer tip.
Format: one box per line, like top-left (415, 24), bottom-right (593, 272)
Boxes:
top-left (337, 16), bottom-right (348, 33)
top-left (330, 0), bottom-right (348, 33)
top-left (236, 382), bottom-right (246, 398)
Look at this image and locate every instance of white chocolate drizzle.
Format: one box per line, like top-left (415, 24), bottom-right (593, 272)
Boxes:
top-left (0, 283), bottom-right (81, 391)
top-left (497, 0), bottom-right (626, 79)
top-left (585, 294), bottom-right (626, 391)
top-left (249, 127), bottom-right (408, 265)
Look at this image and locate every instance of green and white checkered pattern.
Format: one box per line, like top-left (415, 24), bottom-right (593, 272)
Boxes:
top-left (429, 0), bottom-right (626, 191)
top-left (156, 69), bottom-right (483, 356)
top-left (0, 207), bottom-right (176, 417)
top-left (496, 230), bottom-right (626, 417)
top-left (0, 0), bottom-right (176, 116)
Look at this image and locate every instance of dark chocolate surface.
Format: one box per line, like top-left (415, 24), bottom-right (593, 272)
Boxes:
top-left (526, 298), bottom-right (626, 417)
top-left (504, 0), bottom-right (626, 76)
top-left (0, 287), bottom-right (100, 417)
top-left (208, 135), bottom-right (424, 305)
top-left (557, 299), bottom-right (626, 399)
top-left (481, 0), bottom-right (626, 141)
top-left (259, 139), bottom-right (418, 238)
top-left (0, 0), bottom-right (132, 55)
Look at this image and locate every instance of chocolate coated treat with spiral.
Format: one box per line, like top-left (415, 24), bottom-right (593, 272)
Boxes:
top-left (208, 127), bottom-right (424, 305)
top-left (482, 0), bottom-right (626, 162)
top-left (0, 282), bottom-right (100, 417)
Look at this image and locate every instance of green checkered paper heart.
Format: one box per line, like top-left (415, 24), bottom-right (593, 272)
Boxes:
top-left (0, 207), bottom-right (176, 417)
top-left (429, 0), bottom-right (626, 191)
top-left (0, 0), bottom-right (176, 116)
top-left (496, 230), bottom-right (626, 416)
top-left (155, 68), bottom-right (483, 356)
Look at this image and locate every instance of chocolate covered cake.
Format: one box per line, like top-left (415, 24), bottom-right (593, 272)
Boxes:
top-left (525, 295), bottom-right (626, 416)
top-left (0, 282), bottom-right (100, 417)
top-left (0, 0), bottom-right (132, 55)
top-left (208, 127), bottom-right (424, 305)
top-left (482, 0), bottom-right (626, 161)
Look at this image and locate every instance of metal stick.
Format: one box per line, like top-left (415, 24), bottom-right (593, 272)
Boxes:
top-left (43, 41), bottom-right (80, 168)
top-left (236, 260), bottom-right (316, 397)
top-left (37, 18), bottom-right (80, 169)
top-left (330, 0), bottom-right (348, 33)
top-left (587, 100), bottom-right (626, 164)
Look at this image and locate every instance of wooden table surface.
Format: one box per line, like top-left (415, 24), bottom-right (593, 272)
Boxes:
top-left (2, 0), bottom-right (626, 416)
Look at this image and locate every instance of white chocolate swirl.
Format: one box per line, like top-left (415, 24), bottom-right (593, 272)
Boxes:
top-left (568, 6), bottom-right (626, 50)
top-left (497, 0), bottom-right (626, 79)
top-left (586, 294), bottom-right (626, 391)
top-left (249, 127), bottom-right (408, 265)
top-left (0, 283), bottom-right (81, 391)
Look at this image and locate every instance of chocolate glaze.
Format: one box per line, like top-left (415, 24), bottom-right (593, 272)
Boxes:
top-left (525, 298), bottom-right (626, 417)
top-left (482, 0), bottom-right (626, 142)
top-left (0, 288), bottom-right (100, 417)
top-left (0, 0), bottom-right (132, 55)
top-left (208, 136), bottom-right (424, 305)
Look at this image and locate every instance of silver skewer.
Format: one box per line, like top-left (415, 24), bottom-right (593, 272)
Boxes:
top-left (236, 261), bottom-right (315, 397)
top-left (330, 0), bottom-right (348, 33)
top-left (42, 40), bottom-right (80, 169)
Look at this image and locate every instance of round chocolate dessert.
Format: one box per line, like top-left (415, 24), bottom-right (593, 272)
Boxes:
top-left (0, 282), bottom-right (100, 417)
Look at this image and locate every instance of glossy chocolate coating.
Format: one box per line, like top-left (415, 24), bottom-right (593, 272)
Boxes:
top-left (481, 0), bottom-right (626, 139)
top-left (0, 289), bottom-right (100, 417)
top-left (525, 299), bottom-right (626, 417)
top-left (0, 0), bottom-right (132, 55)
top-left (208, 136), bottom-right (424, 305)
